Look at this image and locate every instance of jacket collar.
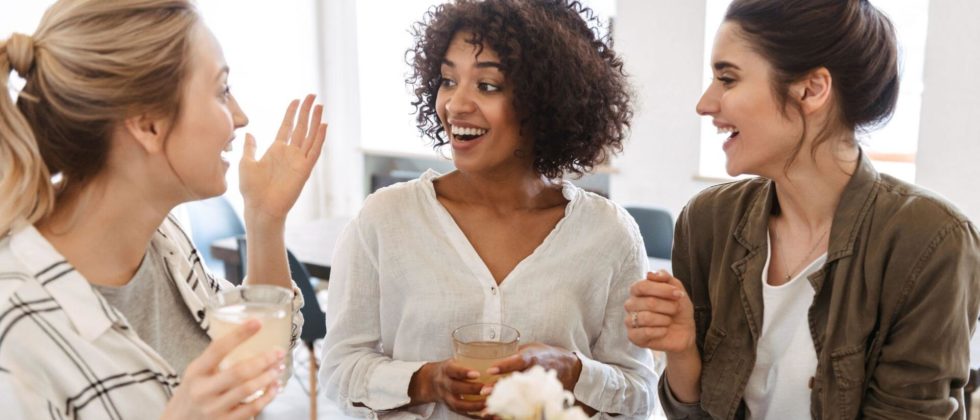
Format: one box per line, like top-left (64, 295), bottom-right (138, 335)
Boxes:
top-left (730, 149), bottom-right (880, 338)
top-left (734, 149), bottom-right (880, 264)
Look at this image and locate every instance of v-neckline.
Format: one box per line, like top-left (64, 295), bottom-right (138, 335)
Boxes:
top-left (420, 170), bottom-right (578, 289)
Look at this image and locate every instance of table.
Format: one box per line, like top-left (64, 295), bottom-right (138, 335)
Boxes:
top-left (211, 217), bottom-right (352, 282)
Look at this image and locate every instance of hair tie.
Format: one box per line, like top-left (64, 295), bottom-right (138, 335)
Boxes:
top-left (6, 33), bottom-right (36, 77)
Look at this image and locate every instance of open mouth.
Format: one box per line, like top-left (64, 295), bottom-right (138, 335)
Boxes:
top-left (451, 125), bottom-right (488, 142)
top-left (220, 138), bottom-right (234, 162)
top-left (718, 126), bottom-right (740, 140)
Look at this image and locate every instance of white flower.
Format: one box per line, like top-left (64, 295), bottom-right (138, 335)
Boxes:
top-left (486, 365), bottom-right (585, 420)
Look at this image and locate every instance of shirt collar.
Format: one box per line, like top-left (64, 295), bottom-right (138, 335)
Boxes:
top-left (9, 225), bottom-right (117, 341)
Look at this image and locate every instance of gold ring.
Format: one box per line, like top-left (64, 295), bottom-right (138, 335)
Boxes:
top-left (631, 311), bottom-right (639, 328)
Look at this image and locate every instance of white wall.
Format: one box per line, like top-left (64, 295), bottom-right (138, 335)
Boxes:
top-left (613, 0), bottom-right (980, 225)
top-left (916, 0), bottom-right (980, 224)
top-left (611, 0), bottom-right (717, 216)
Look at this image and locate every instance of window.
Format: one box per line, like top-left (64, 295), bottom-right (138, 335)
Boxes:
top-left (698, 0), bottom-right (930, 181)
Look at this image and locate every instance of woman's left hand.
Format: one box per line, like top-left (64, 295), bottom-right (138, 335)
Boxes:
top-left (239, 94), bottom-right (327, 221)
top-left (486, 343), bottom-right (582, 392)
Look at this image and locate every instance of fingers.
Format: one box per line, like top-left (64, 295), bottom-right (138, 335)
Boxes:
top-left (623, 310), bottom-right (673, 330)
top-left (486, 353), bottom-right (528, 376)
top-left (242, 133), bottom-right (257, 162)
top-left (225, 381), bottom-right (280, 420)
top-left (443, 394), bottom-right (486, 417)
top-left (625, 293), bottom-right (682, 315)
top-left (186, 319), bottom-right (261, 376)
top-left (291, 94), bottom-right (316, 148)
top-left (626, 325), bottom-right (670, 344)
top-left (307, 121), bottom-right (327, 160)
top-left (275, 99), bottom-right (301, 144)
top-left (629, 279), bottom-right (684, 300)
top-left (301, 104), bottom-right (324, 154)
top-left (439, 359), bottom-right (477, 380)
top-left (210, 364), bottom-right (282, 412)
top-left (207, 348), bottom-right (284, 400)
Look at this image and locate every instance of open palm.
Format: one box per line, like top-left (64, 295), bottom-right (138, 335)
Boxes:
top-left (239, 95), bottom-right (327, 220)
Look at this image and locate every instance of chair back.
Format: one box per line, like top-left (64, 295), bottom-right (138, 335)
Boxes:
top-left (236, 237), bottom-right (327, 345)
top-left (624, 206), bottom-right (674, 260)
top-left (185, 196), bottom-right (245, 278)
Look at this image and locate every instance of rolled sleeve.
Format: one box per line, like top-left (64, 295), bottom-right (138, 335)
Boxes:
top-left (658, 373), bottom-right (711, 419)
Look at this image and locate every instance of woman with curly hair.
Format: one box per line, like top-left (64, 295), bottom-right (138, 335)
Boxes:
top-left (320, 0), bottom-right (655, 418)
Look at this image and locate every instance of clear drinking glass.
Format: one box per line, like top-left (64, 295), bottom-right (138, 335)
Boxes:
top-left (208, 285), bottom-right (293, 401)
top-left (452, 323), bottom-right (520, 403)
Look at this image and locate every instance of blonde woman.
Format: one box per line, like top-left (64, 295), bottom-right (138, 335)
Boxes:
top-left (0, 1), bottom-right (326, 419)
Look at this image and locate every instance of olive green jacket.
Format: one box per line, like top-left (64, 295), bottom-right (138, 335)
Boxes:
top-left (660, 154), bottom-right (980, 419)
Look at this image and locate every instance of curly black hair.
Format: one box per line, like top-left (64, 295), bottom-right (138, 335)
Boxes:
top-left (407, 0), bottom-right (632, 179)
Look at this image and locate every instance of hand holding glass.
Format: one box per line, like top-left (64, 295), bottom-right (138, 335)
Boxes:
top-left (207, 285), bottom-right (292, 401)
top-left (452, 323), bottom-right (520, 402)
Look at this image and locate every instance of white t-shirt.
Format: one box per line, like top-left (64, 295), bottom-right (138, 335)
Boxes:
top-left (319, 170), bottom-right (657, 419)
top-left (744, 233), bottom-right (827, 420)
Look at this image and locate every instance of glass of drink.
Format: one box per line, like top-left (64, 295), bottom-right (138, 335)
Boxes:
top-left (208, 285), bottom-right (293, 401)
top-left (452, 323), bottom-right (520, 404)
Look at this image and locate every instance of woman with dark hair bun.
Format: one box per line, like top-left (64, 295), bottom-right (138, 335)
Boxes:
top-left (320, 0), bottom-right (655, 418)
top-left (625, 0), bottom-right (980, 418)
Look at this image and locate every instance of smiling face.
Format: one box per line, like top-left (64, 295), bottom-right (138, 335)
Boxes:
top-left (162, 24), bottom-right (249, 199)
top-left (696, 22), bottom-right (804, 178)
top-left (435, 31), bottom-right (530, 175)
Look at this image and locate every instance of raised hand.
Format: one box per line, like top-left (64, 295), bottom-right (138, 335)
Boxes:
top-left (161, 320), bottom-right (285, 420)
top-left (239, 94), bottom-right (327, 221)
top-left (624, 270), bottom-right (696, 354)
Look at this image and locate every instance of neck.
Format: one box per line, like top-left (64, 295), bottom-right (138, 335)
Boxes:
top-left (770, 141), bottom-right (860, 233)
top-left (440, 166), bottom-right (562, 212)
top-left (36, 172), bottom-right (177, 287)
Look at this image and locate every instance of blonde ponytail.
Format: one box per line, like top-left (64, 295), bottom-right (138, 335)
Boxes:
top-left (0, 34), bottom-right (54, 236)
top-left (0, 0), bottom-right (199, 236)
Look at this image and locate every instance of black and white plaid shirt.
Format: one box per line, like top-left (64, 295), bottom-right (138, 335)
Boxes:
top-left (0, 216), bottom-right (304, 419)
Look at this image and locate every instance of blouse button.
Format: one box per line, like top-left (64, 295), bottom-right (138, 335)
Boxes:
top-left (491, 286), bottom-right (497, 295)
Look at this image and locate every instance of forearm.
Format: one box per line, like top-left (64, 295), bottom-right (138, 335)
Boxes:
top-left (665, 346), bottom-right (702, 403)
top-left (242, 209), bottom-right (290, 288)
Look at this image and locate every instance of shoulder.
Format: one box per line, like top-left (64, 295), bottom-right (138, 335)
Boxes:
top-left (568, 186), bottom-right (644, 246)
top-left (873, 174), bottom-right (971, 226)
top-left (680, 177), bottom-right (768, 225)
top-left (869, 175), bottom-right (978, 254)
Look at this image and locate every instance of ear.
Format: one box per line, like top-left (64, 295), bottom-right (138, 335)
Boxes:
top-left (122, 113), bottom-right (168, 154)
top-left (791, 67), bottom-right (833, 116)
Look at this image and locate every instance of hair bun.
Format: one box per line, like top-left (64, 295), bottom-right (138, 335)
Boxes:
top-left (6, 33), bottom-right (35, 77)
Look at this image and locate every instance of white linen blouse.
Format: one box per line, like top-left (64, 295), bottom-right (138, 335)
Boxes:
top-left (320, 170), bottom-right (657, 419)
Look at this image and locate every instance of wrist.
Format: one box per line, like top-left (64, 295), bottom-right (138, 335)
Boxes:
top-left (409, 363), bottom-right (435, 404)
top-left (666, 342), bottom-right (701, 364)
top-left (564, 351), bottom-right (583, 391)
top-left (244, 209), bottom-right (286, 236)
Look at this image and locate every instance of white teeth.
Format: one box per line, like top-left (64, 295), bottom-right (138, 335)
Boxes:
top-left (451, 125), bottom-right (488, 137)
top-left (716, 126), bottom-right (739, 135)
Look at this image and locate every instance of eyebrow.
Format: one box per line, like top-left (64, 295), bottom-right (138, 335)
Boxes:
top-left (215, 65), bottom-right (230, 81)
top-left (442, 59), bottom-right (503, 70)
top-left (713, 61), bottom-right (741, 71)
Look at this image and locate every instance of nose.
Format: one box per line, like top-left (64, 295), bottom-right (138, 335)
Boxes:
top-left (695, 83), bottom-right (719, 116)
top-left (444, 85), bottom-right (476, 117)
top-left (230, 95), bottom-right (249, 128)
